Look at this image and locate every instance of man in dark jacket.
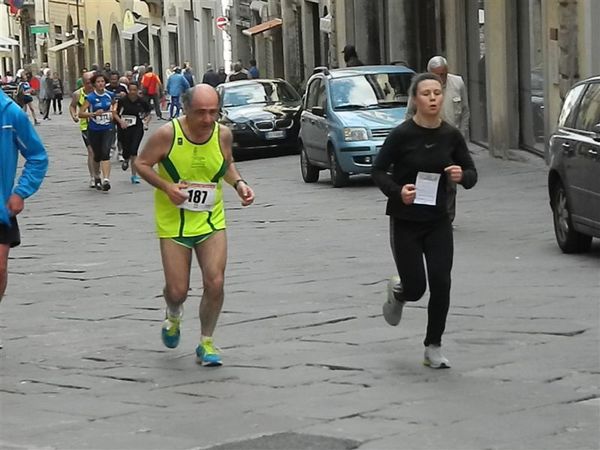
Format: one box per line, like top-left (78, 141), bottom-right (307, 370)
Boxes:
top-left (202, 63), bottom-right (220, 88)
top-left (342, 44), bottom-right (364, 67)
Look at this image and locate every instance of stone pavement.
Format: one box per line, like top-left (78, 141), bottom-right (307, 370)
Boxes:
top-left (0, 108), bottom-right (598, 450)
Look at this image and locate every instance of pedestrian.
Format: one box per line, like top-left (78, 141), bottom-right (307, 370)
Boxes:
top-left (226, 62), bottom-right (249, 82)
top-left (69, 71), bottom-right (101, 189)
top-left (0, 88), bottom-right (48, 345)
top-left (51, 72), bottom-right (64, 115)
top-left (182, 62), bottom-right (195, 86)
top-left (141, 65), bottom-right (163, 120)
top-left (201, 63), bottom-right (220, 88)
top-left (341, 44), bottom-right (364, 67)
top-left (248, 59), bottom-right (259, 79)
top-left (405, 56), bottom-right (470, 223)
top-left (78, 73), bottom-right (116, 191)
top-left (166, 66), bottom-right (190, 119)
top-left (113, 82), bottom-right (151, 184)
top-left (40, 68), bottom-right (53, 120)
top-left (102, 62), bottom-right (112, 80)
top-left (216, 67), bottom-right (227, 86)
top-left (371, 72), bottom-right (477, 369)
top-left (17, 71), bottom-right (39, 125)
top-left (134, 84), bottom-right (255, 366)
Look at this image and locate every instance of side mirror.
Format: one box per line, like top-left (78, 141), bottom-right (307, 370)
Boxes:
top-left (312, 106), bottom-right (325, 117)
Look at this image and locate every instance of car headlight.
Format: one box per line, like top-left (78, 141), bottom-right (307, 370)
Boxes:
top-left (225, 121), bottom-right (248, 131)
top-left (344, 127), bottom-right (369, 141)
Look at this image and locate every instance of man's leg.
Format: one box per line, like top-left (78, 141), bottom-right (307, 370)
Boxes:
top-left (159, 239), bottom-right (193, 348)
top-left (194, 231), bottom-right (227, 337)
top-left (153, 93), bottom-right (163, 119)
top-left (0, 244), bottom-right (9, 302)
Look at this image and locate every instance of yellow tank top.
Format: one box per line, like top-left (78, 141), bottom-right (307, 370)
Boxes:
top-left (154, 119), bottom-right (228, 238)
top-left (78, 89), bottom-right (88, 131)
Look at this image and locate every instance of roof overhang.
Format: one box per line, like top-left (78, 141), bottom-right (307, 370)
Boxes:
top-left (0, 36), bottom-right (19, 46)
top-left (242, 18), bottom-right (282, 36)
top-left (48, 39), bottom-right (79, 52)
top-left (122, 23), bottom-right (147, 40)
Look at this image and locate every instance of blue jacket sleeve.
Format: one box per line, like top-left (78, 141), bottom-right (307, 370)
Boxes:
top-left (12, 109), bottom-right (49, 199)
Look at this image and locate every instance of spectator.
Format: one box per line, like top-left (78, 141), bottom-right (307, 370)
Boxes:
top-left (248, 59), bottom-right (259, 79)
top-left (166, 66), bottom-right (190, 119)
top-left (141, 66), bottom-right (163, 120)
top-left (40, 68), bottom-right (53, 121)
top-left (226, 62), bottom-right (249, 82)
top-left (216, 67), bottom-right (227, 86)
top-left (202, 63), bottom-right (220, 88)
top-left (51, 72), bottom-right (64, 115)
top-left (342, 44), bottom-right (364, 67)
top-left (182, 62), bottom-right (195, 86)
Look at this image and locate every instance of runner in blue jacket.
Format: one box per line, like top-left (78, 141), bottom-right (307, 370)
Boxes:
top-left (0, 89), bottom-right (48, 311)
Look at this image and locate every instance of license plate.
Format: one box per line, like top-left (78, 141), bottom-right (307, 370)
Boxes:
top-left (265, 130), bottom-right (286, 139)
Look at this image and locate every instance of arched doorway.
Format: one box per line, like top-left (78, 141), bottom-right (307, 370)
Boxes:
top-left (111, 24), bottom-right (122, 72)
top-left (65, 15), bottom-right (77, 90)
top-left (96, 21), bottom-right (104, 66)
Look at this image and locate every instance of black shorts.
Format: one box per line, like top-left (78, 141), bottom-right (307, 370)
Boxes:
top-left (87, 129), bottom-right (113, 162)
top-left (0, 217), bottom-right (21, 248)
top-left (81, 130), bottom-right (90, 147)
top-left (118, 126), bottom-right (144, 159)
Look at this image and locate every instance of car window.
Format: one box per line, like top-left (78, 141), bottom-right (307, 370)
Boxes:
top-left (574, 82), bottom-right (600, 132)
top-left (316, 82), bottom-right (327, 109)
top-left (222, 81), bottom-right (300, 107)
top-left (305, 78), bottom-right (321, 109)
top-left (329, 72), bottom-right (413, 110)
top-left (558, 83), bottom-right (585, 128)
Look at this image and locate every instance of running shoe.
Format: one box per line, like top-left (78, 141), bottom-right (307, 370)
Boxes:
top-left (121, 160), bottom-right (129, 171)
top-left (195, 338), bottom-right (222, 366)
top-left (424, 345), bottom-right (451, 369)
top-left (161, 314), bottom-right (182, 349)
top-left (382, 275), bottom-right (405, 326)
top-left (89, 178), bottom-right (96, 188)
top-left (131, 175), bottom-right (141, 184)
top-left (102, 179), bottom-right (111, 191)
top-left (94, 178), bottom-right (102, 190)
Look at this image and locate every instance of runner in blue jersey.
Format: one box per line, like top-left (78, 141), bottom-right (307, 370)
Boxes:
top-left (79, 73), bottom-right (115, 191)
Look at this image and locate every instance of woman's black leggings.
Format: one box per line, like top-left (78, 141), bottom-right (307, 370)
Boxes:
top-left (389, 216), bottom-right (453, 346)
top-left (87, 129), bottom-right (113, 162)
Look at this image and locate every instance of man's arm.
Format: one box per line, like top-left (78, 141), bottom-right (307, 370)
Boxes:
top-left (219, 125), bottom-right (254, 206)
top-left (457, 76), bottom-right (470, 139)
top-left (12, 107), bottom-right (49, 207)
top-left (69, 90), bottom-right (80, 122)
top-left (135, 123), bottom-right (188, 205)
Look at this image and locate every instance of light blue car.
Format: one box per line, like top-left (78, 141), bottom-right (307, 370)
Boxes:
top-left (300, 65), bottom-right (415, 187)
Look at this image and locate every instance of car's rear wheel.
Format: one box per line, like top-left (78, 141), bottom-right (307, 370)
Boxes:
top-left (300, 143), bottom-right (319, 183)
top-left (551, 182), bottom-right (592, 253)
top-left (329, 150), bottom-right (349, 188)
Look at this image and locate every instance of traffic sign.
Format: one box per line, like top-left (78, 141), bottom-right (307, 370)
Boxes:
top-left (216, 16), bottom-right (229, 30)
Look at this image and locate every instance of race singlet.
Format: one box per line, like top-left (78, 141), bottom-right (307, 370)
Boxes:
top-left (93, 112), bottom-right (112, 126)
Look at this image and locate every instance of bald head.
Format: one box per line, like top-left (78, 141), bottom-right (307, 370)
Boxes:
top-left (182, 83), bottom-right (219, 110)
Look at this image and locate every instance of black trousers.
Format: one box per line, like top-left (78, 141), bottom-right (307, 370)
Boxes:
top-left (87, 129), bottom-right (113, 162)
top-left (389, 216), bottom-right (453, 346)
top-left (118, 126), bottom-right (144, 159)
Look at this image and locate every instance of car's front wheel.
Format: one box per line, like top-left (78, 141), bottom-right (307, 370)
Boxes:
top-left (300, 143), bottom-right (319, 183)
top-left (329, 150), bottom-right (349, 188)
top-left (551, 182), bottom-right (592, 253)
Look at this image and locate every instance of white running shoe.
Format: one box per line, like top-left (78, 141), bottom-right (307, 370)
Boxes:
top-left (424, 345), bottom-right (451, 369)
top-left (382, 275), bottom-right (404, 326)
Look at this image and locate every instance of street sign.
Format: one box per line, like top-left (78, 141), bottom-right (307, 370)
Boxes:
top-left (216, 16), bottom-right (229, 30)
top-left (31, 24), bottom-right (49, 34)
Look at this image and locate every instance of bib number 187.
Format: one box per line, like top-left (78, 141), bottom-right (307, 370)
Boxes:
top-left (178, 182), bottom-right (216, 212)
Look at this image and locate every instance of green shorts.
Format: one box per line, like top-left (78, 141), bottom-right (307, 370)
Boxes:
top-left (171, 231), bottom-right (217, 249)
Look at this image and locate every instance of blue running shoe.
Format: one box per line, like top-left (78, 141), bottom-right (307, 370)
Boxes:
top-left (196, 338), bottom-right (222, 366)
top-left (161, 315), bottom-right (181, 349)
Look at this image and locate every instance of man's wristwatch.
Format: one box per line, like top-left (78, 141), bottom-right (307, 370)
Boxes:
top-left (233, 179), bottom-right (247, 189)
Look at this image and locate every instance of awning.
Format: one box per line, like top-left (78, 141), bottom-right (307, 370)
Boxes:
top-left (0, 47), bottom-right (13, 55)
top-left (0, 36), bottom-right (19, 46)
top-left (48, 39), bottom-right (79, 52)
top-left (122, 23), bottom-right (147, 40)
top-left (166, 23), bottom-right (177, 33)
top-left (149, 25), bottom-right (161, 36)
top-left (242, 18), bottom-right (282, 36)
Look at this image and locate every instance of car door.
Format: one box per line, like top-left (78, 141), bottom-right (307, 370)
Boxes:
top-left (310, 79), bottom-right (330, 164)
top-left (300, 78), bottom-right (321, 159)
top-left (572, 81), bottom-right (600, 229)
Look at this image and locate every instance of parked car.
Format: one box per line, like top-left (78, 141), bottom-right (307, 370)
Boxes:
top-left (299, 65), bottom-right (415, 187)
top-left (547, 75), bottom-right (600, 253)
top-left (216, 79), bottom-right (302, 156)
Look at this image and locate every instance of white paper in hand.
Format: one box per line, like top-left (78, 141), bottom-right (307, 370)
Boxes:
top-left (414, 171), bottom-right (441, 206)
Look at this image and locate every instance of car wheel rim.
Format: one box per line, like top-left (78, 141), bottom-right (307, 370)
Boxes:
top-left (555, 189), bottom-right (570, 241)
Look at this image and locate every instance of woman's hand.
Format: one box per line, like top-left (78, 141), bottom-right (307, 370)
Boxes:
top-left (401, 184), bottom-right (416, 205)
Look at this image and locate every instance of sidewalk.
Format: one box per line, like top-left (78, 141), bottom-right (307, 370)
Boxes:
top-left (1, 110), bottom-right (598, 450)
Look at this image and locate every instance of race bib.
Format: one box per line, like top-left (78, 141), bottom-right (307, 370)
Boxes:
top-left (122, 115), bottom-right (137, 127)
top-left (178, 182), bottom-right (217, 212)
top-left (93, 113), bottom-right (111, 126)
